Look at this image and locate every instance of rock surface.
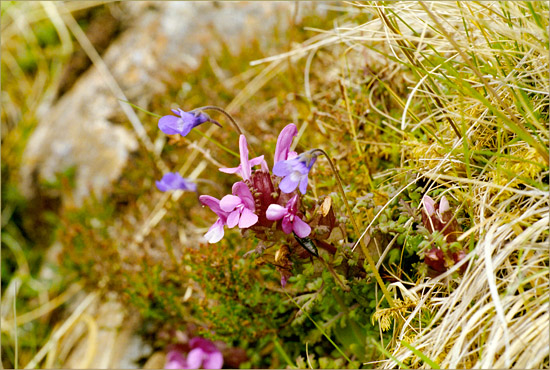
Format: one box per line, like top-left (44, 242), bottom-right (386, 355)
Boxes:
top-left (20, 1), bottom-right (301, 205)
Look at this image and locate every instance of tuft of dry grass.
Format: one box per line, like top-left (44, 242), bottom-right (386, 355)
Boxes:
top-left (255, 1), bottom-right (549, 368)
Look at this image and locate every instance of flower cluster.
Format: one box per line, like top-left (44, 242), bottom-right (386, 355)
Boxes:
top-left (165, 337), bottom-right (223, 369)
top-left (199, 125), bottom-right (316, 244)
top-left (155, 106), bottom-right (336, 286)
top-left (421, 195), bottom-right (467, 273)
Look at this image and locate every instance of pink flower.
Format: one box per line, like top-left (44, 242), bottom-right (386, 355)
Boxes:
top-left (164, 338), bottom-right (223, 369)
top-left (266, 194), bottom-right (311, 237)
top-left (273, 123), bottom-right (298, 165)
top-left (422, 195), bottom-right (449, 223)
top-left (199, 195), bottom-right (230, 243)
top-left (220, 182), bottom-right (258, 229)
top-left (219, 135), bottom-right (267, 180)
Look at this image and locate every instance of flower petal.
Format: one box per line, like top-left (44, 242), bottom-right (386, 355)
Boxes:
top-left (439, 195), bottom-right (450, 214)
top-left (274, 123), bottom-right (298, 164)
top-left (165, 350), bottom-right (188, 369)
top-left (156, 180), bottom-right (170, 192)
top-left (226, 210), bottom-right (240, 228)
top-left (177, 115), bottom-right (195, 136)
top-left (286, 195), bottom-right (299, 214)
top-left (199, 195), bottom-right (224, 219)
top-left (281, 216), bottom-right (293, 234)
top-left (158, 115), bottom-right (182, 135)
top-left (292, 216), bottom-right (311, 238)
top-left (186, 348), bottom-right (206, 369)
top-left (273, 160), bottom-right (293, 177)
top-left (239, 208), bottom-right (258, 228)
top-left (189, 337), bottom-right (218, 353)
top-left (219, 165), bottom-right (241, 174)
top-left (266, 204), bottom-right (287, 220)
top-left (238, 135), bottom-right (251, 180)
top-left (250, 155), bottom-right (269, 172)
top-left (422, 195), bottom-right (435, 216)
top-left (279, 174), bottom-right (300, 193)
top-left (232, 182), bottom-right (255, 211)
top-left (202, 351), bottom-right (224, 369)
top-left (156, 172), bottom-right (196, 192)
top-left (220, 195), bottom-right (241, 212)
top-left (298, 174), bottom-right (309, 194)
top-left (204, 219), bottom-right (225, 243)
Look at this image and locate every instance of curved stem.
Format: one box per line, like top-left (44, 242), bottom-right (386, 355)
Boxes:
top-left (311, 149), bottom-right (395, 308)
top-left (191, 105), bottom-right (244, 136)
top-left (192, 105), bottom-right (261, 158)
top-left (319, 256), bottom-right (350, 292)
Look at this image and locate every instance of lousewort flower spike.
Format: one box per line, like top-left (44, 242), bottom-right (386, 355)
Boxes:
top-left (186, 337), bottom-right (224, 369)
top-left (158, 108), bottom-right (220, 137)
top-left (266, 194), bottom-right (311, 237)
top-left (219, 181), bottom-right (258, 229)
top-left (273, 150), bottom-right (318, 194)
top-left (219, 135), bottom-right (267, 179)
top-left (156, 172), bottom-right (197, 192)
top-left (199, 195), bottom-right (230, 243)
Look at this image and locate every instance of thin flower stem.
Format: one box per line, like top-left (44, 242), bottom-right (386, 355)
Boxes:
top-left (191, 105), bottom-right (244, 136)
top-left (192, 105), bottom-right (260, 158)
top-left (311, 149), bottom-right (395, 308)
top-left (319, 256), bottom-right (350, 292)
top-left (119, 100), bottom-right (239, 158)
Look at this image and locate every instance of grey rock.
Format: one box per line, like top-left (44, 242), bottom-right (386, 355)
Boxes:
top-left (20, 1), bottom-right (301, 205)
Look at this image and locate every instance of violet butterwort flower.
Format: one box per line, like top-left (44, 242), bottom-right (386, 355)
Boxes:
top-left (220, 135), bottom-right (267, 180)
top-left (156, 172), bottom-right (197, 192)
top-left (164, 337), bottom-right (223, 369)
top-left (219, 181), bottom-right (258, 229)
top-left (159, 108), bottom-right (213, 137)
top-left (273, 151), bottom-right (318, 194)
top-left (273, 123), bottom-right (298, 165)
top-left (266, 194), bottom-right (311, 237)
top-left (199, 195), bottom-right (230, 244)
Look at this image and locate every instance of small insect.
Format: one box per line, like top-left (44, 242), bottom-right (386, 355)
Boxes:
top-left (293, 233), bottom-right (319, 257)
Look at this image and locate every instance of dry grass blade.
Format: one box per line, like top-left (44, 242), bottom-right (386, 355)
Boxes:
top-left (24, 292), bottom-right (97, 369)
top-left (55, 2), bottom-right (169, 174)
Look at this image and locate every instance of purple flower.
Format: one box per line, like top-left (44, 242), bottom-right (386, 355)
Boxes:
top-left (199, 195), bottom-right (230, 243)
top-left (266, 194), bottom-right (311, 237)
top-left (159, 108), bottom-right (212, 137)
top-left (156, 172), bottom-right (197, 192)
top-left (219, 181), bottom-right (258, 229)
top-left (219, 135), bottom-right (267, 180)
top-left (272, 151), bottom-right (318, 194)
top-left (165, 349), bottom-right (187, 369)
top-left (273, 123), bottom-right (298, 165)
top-left (164, 338), bottom-right (223, 369)
top-left (422, 195), bottom-right (449, 222)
